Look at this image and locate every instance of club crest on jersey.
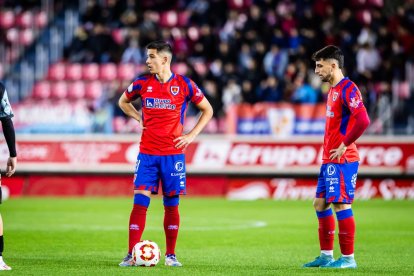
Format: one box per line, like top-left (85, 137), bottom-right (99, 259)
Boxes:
top-left (333, 92), bottom-right (339, 101)
top-left (170, 86), bottom-right (180, 95)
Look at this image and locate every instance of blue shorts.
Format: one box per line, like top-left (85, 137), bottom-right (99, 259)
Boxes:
top-left (316, 162), bottom-right (359, 204)
top-left (133, 153), bottom-right (186, 196)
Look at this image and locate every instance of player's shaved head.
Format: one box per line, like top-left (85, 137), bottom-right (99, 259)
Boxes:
top-left (312, 45), bottom-right (344, 69)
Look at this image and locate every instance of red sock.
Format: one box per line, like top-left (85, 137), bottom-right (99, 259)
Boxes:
top-left (338, 216), bottom-right (355, 255)
top-left (164, 206), bottom-right (180, 255)
top-left (128, 204), bottom-right (147, 254)
top-left (317, 210), bottom-right (335, 251)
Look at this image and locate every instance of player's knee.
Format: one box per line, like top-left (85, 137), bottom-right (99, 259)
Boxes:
top-left (332, 203), bottom-right (351, 213)
top-left (163, 195), bottom-right (179, 207)
top-left (313, 198), bottom-right (329, 212)
top-left (134, 193), bottom-right (150, 207)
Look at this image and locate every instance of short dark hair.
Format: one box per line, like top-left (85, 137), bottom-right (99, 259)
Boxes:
top-left (146, 40), bottom-right (173, 55)
top-left (312, 45), bottom-right (344, 69)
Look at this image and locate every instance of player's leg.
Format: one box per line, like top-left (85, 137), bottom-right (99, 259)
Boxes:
top-left (321, 162), bottom-right (358, 269)
top-left (303, 164), bottom-right (335, 267)
top-left (120, 153), bottom-right (159, 267)
top-left (163, 195), bottom-right (182, 266)
top-left (0, 214), bottom-right (11, 270)
top-left (160, 154), bottom-right (186, 267)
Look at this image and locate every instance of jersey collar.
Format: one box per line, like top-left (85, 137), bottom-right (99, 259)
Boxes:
top-left (154, 73), bottom-right (175, 83)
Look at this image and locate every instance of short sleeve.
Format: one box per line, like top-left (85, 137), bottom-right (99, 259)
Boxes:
top-left (343, 82), bottom-right (366, 115)
top-left (188, 79), bottom-right (204, 105)
top-left (123, 75), bottom-right (149, 101)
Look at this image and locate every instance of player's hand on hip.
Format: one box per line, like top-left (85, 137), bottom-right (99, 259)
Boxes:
top-left (329, 143), bottom-right (347, 162)
top-left (174, 134), bottom-right (195, 150)
top-left (6, 157), bottom-right (17, 177)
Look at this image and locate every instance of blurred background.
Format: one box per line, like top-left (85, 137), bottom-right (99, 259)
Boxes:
top-left (0, 0), bottom-right (413, 200)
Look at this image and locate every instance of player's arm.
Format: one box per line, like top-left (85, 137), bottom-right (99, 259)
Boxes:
top-left (330, 85), bottom-right (370, 161)
top-left (118, 93), bottom-right (143, 128)
top-left (0, 117), bottom-right (17, 177)
top-left (174, 97), bottom-right (213, 149)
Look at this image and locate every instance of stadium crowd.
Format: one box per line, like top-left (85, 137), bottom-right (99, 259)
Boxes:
top-left (2, 0), bottom-right (414, 134)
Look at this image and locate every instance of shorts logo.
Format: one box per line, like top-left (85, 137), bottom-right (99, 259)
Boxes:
top-left (146, 98), bottom-right (155, 108)
top-left (170, 86), bottom-right (180, 95)
top-left (351, 173), bottom-right (357, 188)
top-left (174, 161), bottom-right (184, 172)
top-left (327, 165), bottom-right (336, 176)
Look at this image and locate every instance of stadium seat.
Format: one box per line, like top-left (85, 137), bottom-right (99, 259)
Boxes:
top-left (34, 10), bottom-right (48, 28)
top-left (65, 63), bottom-right (83, 81)
top-left (82, 63), bottom-right (100, 80)
top-left (111, 28), bottom-right (125, 45)
top-left (159, 11), bottom-right (178, 27)
top-left (50, 81), bottom-right (68, 99)
top-left (32, 81), bottom-right (51, 100)
top-left (117, 63), bottom-right (136, 81)
top-left (67, 81), bottom-right (86, 100)
top-left (85, 81), bottom-right (102, 100)
top-left (172, 62), bottom-right (188, 75)
top-left (356, 10), bottom-right (372, 25)
top-left (227, 0), bottom-right (248, 9)
top-left (100, 63), bottom-right (118, 81)
top-left (187, 26), bottom-right (200, 41)
top-left (113, 116), bottom-right (126, 133)
top-left (193, 60), bottom-right (208, 75)
top-left (48, 62), bottom-right (66, 81)
top-left (15, 10), bottom-right (34, 28)
top-left (177, 11), bottom-right (189, 27)
top-left (19, 28), bottom-right (35, 46)
top-left (6, 28), bottom-right (19, 44)
top-left (0, 10), bottom-right (15, 29)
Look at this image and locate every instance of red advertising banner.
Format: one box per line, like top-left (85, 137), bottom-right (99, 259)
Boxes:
top-left (2, 135), bottom-right (414, 175)
top-left (226, 177), bottom-right (414, 200)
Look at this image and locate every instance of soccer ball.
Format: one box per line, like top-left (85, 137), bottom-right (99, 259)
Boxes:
top-left (132, 240), bottom-right (161, 267)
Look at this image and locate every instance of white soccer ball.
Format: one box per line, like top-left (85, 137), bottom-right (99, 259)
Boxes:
top-left (132, 240), bottom-right (161, 267)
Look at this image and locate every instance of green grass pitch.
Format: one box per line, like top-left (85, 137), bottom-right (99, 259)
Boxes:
top-left (2, 197), bottom-right (414, 275)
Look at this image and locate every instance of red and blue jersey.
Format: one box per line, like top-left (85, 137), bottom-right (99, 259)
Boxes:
top-left (124, 73), bottom-right (204, 155)
top-left (323, 77), bottom-right (367, 164)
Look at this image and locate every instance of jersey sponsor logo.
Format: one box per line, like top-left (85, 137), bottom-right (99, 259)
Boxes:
top-left (170, 86), bottom-right (180, 95)
top-left (174, 161), bottom-right (184, 172)
top-left (333, 92), bottom-right (339, 101)
top-left (146, 98), bottom-right (155, 108)
top-left (327, 164), bottom-right (336, 176)
top-left (145, 98), bottom-right (176, 110)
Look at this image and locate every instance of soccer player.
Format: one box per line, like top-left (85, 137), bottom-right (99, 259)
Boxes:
top-left (303, 45), bottom-right (370, 269)
top-left (118, 41), bottom-right (213, 267)
top-left (0, 82), bottom-right (17, 271)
